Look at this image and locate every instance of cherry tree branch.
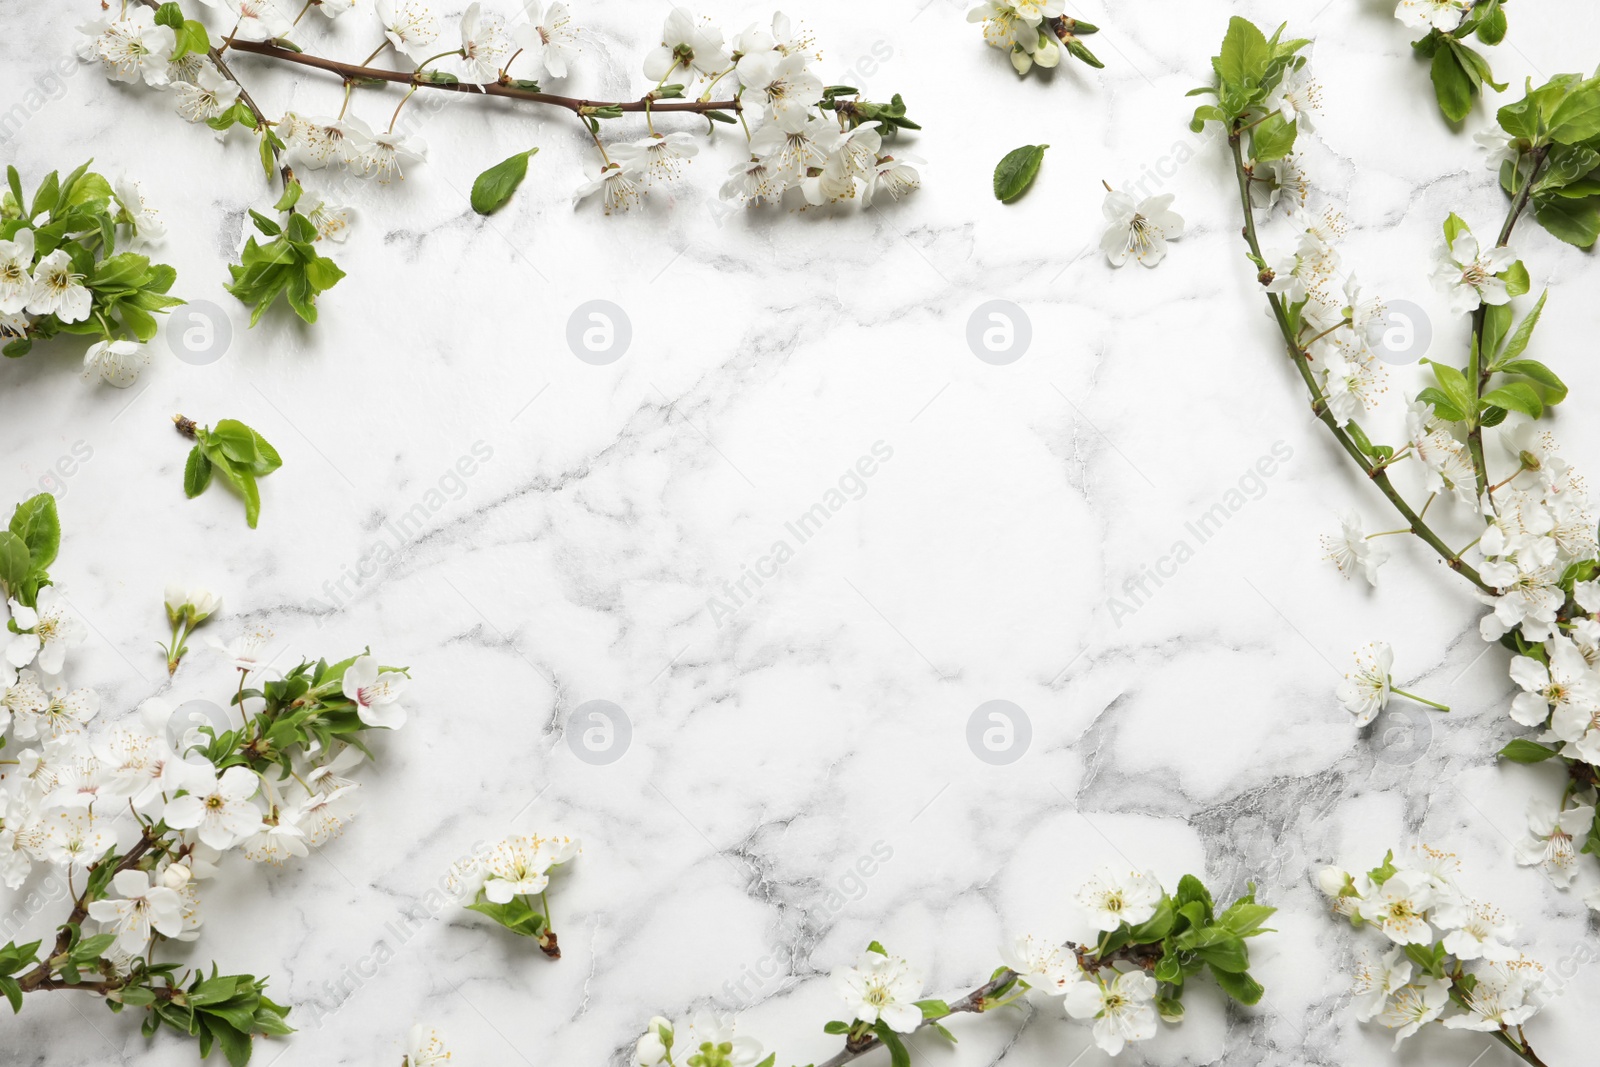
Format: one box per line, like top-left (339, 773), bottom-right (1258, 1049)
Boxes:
top-left (220, 39), bottom-right (744, 116)
top-left (1225, 130), bottom-right (1492, 594)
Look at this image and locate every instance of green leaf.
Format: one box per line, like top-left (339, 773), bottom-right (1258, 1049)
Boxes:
top-left (153, 3), bottom-right (184, 29)
top-left (1497, 290), bottom-right (1547, 363)
top-left (1498, 358), bottom-right (1567, 404)
top-left (211, 420), bottom-right (260, 466)
top-left (470, 148), bottom-right (539, 215)
top-left (1127, 896), bottom-right (1177, 942)
top-left (1549, 85), bottom-right (1600, 145)
top-left (992, 144), bottom-right (1048, 203)
top-left (1217, 17), bottom-right (1270, 93)
top-left (1481, 302), bottom-right (1513, 361)
top-left (1431, 46), bottom-right (1475, 123)
top-left (29, 170), bottom-right (59, 221)
top-left (184, 445), bottom-right (213, 498)
top-left (1217, 899), bottom-right (1276, 938)
top-left (1251, 112), bottom-right (1298, 161)
top-left (1442, 212), bottom-right (1471, 246)
top-left (1175, 875), bottom-right (1214, 920)
top-left (0, 976), bottom-right (19, 1014)
top-left (1189, 104), bottom-right (1225, 132)
top-left (1500, 738), bottom-right (1560, 763)
top-left (248, 209), bottom-right (282, 237)
top-left (873, 1024), bottom-right (911, 1067)
top-left (65, 172), bottom-right (114, 210)
top-left (1425, 360), bottom-right (1475, 417)
top-left (0, 532), bottom-right (30, 599)
top-left (1209, 966), bottom-right (1264, 1005)
top-left (1534, 194), bottom-right (1600, 248)
top-left (1475, 0), bottom-right (1507, 44)
top-left (1481, 382), bottom-right (1544, 419)
top-left (914, 999), bottom-right (951, 1018)
top-left (1499, 258), bottom-right (1530, 298)
top-left (9, 494), bottom-right (59, 572)
top-left (248, 429), bottom-right (282, 476)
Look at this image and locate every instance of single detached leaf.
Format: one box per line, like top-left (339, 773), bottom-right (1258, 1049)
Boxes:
top-left (470, 148), bottom-right (540, 215)
top-left (993, 144), bottom-right (1048, 203)
top-left (1500, 738), bottom-right (1560, 763)
top-left (184, 445), bottom-right (213, 498)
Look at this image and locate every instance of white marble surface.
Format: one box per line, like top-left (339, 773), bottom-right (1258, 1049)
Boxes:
top-left (4, 0), bottom-right (1600, 1063)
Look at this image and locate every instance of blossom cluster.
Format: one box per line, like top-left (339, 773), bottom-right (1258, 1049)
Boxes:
top-left (0, 494), bottom-right (410, 1061)
top-left (0, 160), bottom-right (180, 388)
top-left (586, 8), bottom-right (922, 212)
top-left (630, 867), bottom-right (1273, 1065)
top-left (966, 3), bottom-right (1104, 75)
top-left (1321, 847), bottom-right (1550, 1051)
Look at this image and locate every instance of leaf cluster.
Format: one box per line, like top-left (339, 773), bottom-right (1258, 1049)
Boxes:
top-left (1187, 17), bottom-right (1310, 149)
top-left (1099, 875), bottom-right (1276, 1014)
top-left (2, 161), bottom-right (184, 359)
top-left (1411, 1), bottom-right (1509, 123)
top-left (125, 966), bottom-right (292, 1067)
top-left (180, 418), bottom-right (282, 529)
top-left (225, 181), bottom-right (345, 325)
top-left (1497, 72), bottom-right (1600, 248)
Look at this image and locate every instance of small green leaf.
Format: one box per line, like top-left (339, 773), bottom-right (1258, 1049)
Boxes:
top-left (184, 445), bottom-right (213, 498)
top-left (1251, 113), bottom-right (1298, 161)
top-left (0, 532), bottom-right (29, 600)
top-left (1497, 358), bottom-right (1567, 404)
top-left (9, 494), bottom-right (59, 571)
top-left (470, 148), bottom-right (540, 216)
top-left (1481, 381), bottom-right (1544, 419)
top-left (211, 420), bottom-right (259, 465)
top-left (1209, 965), bottom-right (1264, 1005)
top-left (1500, 738), bottom-right (1560, 763)
top-left (1431, 46), bottom-right (1475, 123)
top-left (993, 144), bottom-right (1048, 203)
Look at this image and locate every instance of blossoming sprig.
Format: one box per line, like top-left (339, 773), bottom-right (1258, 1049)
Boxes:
top-left (1320, 847), bottom-right (1553, 1064)
top-left (967, 5), bottom-right (1104, 75)
top-left (173, 415), bottom-right (283, 529)
top-left (86, 2), bottom-right (922, 327)
top-left (160, 584), bottom-right (221, 676)
top-left (632, 869), bottom-right (1274, 1065)
top-left (0, 495), bottom-right (412, 1061)
top-left (454, 833), bottom-right (579, 959)
top-left (0, 160), bottom-right (183, 388)
top-left (1194, 17), bottom-right (1600, 887)
top-left (1396, 0), bottom-right (1510, 122)
top-left (1336, 642), bottom-right (1452, 725)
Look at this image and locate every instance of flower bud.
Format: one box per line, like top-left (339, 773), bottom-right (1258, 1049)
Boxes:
top-left (1316, 865), bottom-right (1351, 897)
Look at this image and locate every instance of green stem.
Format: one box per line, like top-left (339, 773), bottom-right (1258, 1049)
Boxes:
top-left (1390, 687), bottom-right (1450, 712)
top-left (1226, 133), bottom-right (1491, 594)
top-left (1467, 145), bottom-right (1550, 506)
